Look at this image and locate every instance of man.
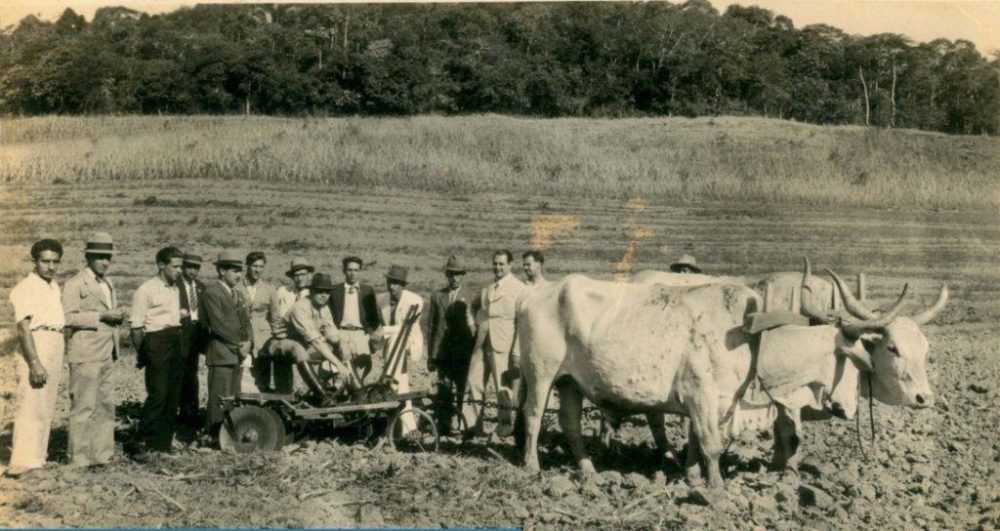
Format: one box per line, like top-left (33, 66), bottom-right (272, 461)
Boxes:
top-left (427, 256), bottom-right (475, 435)
top-left (329, 256), bottom-right (380, 363)
top-left (62, 232), bottom-right (124, 468)
top-left (462, 250), bottom-right (526, 438)
top-left (177, 253), bottom-right (207, 429)
top-left (199, 250), bottom-right (251, 437)
top-left (258, 257), bottom-right (314, 393)
top-left (506, 250), bottom-right (550, 444)
top-left (5, 239), bottom-right (65, 478)
top-left (522, 250), bottom-right (548, 288)
top-left (377, 265), bottom-right (425, 434)
top-left (239, 251), bottom-right (274, 394)
top-left (130, 246), bottom-right (185, 457)
top-left (286, 273), bottom-right (358, 403)
top-left (669, 254), bottom-right (701, 274)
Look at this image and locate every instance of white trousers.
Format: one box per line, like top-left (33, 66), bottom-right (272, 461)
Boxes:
top-left (10, 331), bottom-right (64, 470)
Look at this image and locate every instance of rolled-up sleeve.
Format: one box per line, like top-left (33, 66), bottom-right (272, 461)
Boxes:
top-left (9, 284), bottom-right (38, 324)
top-left (289, 302), bottom-right (322, 344)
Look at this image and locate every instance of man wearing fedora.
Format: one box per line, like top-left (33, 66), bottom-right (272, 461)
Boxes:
top-left (177, 253), bottom-right (207, 429)
top-left (286, 273), bottom-right (358, 403)
top-left (130, 246), bottom-right (185, 456)
top-left (669, 254), bottom-right (702, 274)
top-left (6, 239), bottom-right (65, 478)
top-left (259, 257), bottom-right (315, 393)
top-left (427, 256), bottom-right (476, 435)
top-left (238, 251), bottom-right (274, 394)
top-left (200, 250), bottom-right (252, 436)
top-left (62, 232), bottom-right (125, 467)
top-left (377, 265), bottom-right (425, 434)
top-left (329, 256), bottom-right (380, 362)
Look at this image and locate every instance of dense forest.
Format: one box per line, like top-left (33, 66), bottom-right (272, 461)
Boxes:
top-left (1, 2), bottom-right (998, 134)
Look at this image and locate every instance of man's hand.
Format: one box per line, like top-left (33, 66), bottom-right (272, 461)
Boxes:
top-left (238, 341), bottom-right (252, 358)
top-left (28, 360), bottom-right (48, 388)
top-left (100, 310), bottom-right (124, 325)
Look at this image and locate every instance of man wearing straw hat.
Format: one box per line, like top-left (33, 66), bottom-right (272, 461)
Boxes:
top-left (669, 254), bottom-right (702, 274)
top-left (200, 250), bottom-right (252, 437)
top-left (427, 256), bottom-right (475, 435)
top-left (377, 265), bottom-right (425, 434)
top-left (177, 253), bottom-right (207, 429)
top-left (62, 232), bottom-right (125, 467)
top-left (257, 257), bottom-right (314, 393)
top-left (5, 239), bottom-right (65, 478)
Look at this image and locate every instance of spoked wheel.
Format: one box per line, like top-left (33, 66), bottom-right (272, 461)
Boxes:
top-left (386, 407), bottom-right (439, 452)
top-left (219, 405), bottom-right (286, 453)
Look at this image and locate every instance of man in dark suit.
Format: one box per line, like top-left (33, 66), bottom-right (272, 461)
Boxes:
top-left (329, 256), bottom-right (380, 363)
top-left (199, 250), bottom-right (251, 437)
top-left (427, 256), bottom-right (476, 435)
top-left (177, 253), bottom-right (207, 429)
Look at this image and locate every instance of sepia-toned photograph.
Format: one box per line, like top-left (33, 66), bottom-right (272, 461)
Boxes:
top-left (0, 0), bottom-right (997, 528)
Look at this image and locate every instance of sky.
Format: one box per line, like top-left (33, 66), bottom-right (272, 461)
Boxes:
top-left (2, 0), bottom-right (998, 56)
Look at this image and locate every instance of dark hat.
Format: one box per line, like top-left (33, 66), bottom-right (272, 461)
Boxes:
top-left (386, 265), bottom-right (409, 284)
top-left (443, 255), bottom-right (465, 274)
top-left (213, 250), bottom-right (243, 268)
top-left (669, 254), bottom-right (701, 274)
top-left (84, 232), bottom-right (116, 255)
top-left (182, 253), bottom-right (203, 266)
top-left (285, 257), bottom-right (315, 278)
top-left (310, 273), bottom-right (336, 292)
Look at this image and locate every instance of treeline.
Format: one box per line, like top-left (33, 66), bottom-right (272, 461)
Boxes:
top-left (2, 2), bottom-right (998, 134)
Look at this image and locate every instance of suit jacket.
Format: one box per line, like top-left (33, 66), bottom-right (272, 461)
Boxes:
top-left (329, 283), bottom-right (380, 332)
top-left (200, 279), bottom-right (251, 366)
top-left (378, 289), bottom-right (426, 363)
top-left (62, 268), bottom-right (119, 363)
top-left (428, 286), bottom-right (475, 366)
top-left (473, 274), bottom-right (526, 355)
top-left (179, 278), bottom-right (207, 356)
top-left (237, 279), bottom-right (275, 353)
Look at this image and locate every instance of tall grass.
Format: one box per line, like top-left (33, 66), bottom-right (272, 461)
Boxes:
top-left (1, 114), bottom-right (997, 208)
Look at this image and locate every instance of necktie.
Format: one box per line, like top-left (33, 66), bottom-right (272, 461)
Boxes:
top-left (189, 282), bottom-right (197, 310)
top-left (390, 301), bottom-right (397, 325)
top-left (179, 281), bottom-right (191, 324)
top-left (348, 285), bottom-right (356, 295)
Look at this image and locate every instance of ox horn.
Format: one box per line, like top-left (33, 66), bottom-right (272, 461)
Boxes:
top-left (912, 285), bottom-right (949, 325)
top-left (839, 283), bottom-right (909, 340)
top-left (827, 269), bottom-right (877, 320)
top-left (800, 257), bottom-right (833, 323)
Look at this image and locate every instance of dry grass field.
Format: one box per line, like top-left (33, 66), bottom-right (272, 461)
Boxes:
top-left (0, 116), bottom-right (998, 529)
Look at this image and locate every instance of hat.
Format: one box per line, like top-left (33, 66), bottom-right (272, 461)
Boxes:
top-left (310, 273), bottom-right (336, 292)
top-left (285, 258), bottom-right (315, 278)
top-left (182, 254), bottom-right (203, 266)
top-left (84, 232), bottom-right (116, 255)
top-left (669, 254), bottom-right (701, 274)
top-left (213, 250), bottom-right (243, 268)
top-left (443, 255), bottom-right (465, 274)
top-left (386, 265), bottom-right (409, 284)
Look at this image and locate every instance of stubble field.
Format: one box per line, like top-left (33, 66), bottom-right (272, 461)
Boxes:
top-left (0, 116), bottom-right (999, 529)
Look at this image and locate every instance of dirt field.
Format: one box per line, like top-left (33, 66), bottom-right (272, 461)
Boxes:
top-left (1, 177), bottom-right (998, 529)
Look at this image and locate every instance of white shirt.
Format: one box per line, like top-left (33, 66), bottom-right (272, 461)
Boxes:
top-left (269, 286), bottom-right (309, 338)
top-left (9, 272), bottom-right (65, 330)
top-left (86, 267), bottom-right (113, 307)
top-left (244, 279), bottom-right (258, 304)
top-left (130, 276), bottom-right (181, 332)
top-left (341, 283), bottom-right (362, 328)
top-left (184, 279), bottom-right (199, 321)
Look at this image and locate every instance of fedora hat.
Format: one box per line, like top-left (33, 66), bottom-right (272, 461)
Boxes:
top-left (443, 255), bottom-right (465, 274)
top-left (213, 250), bottom-right (243, 268)
top-left (84, 232), bottom-right (116, 255)
top-left (386, 265), bottom-right (409, 284)
top-left (669, 254), bottom-right (701, 274)
top-left (182, 253), bottom-right (203, 266)
top-left (310, 273), bottom-right (336, 292)
top-left (285, 257), bottom-right (315, 278)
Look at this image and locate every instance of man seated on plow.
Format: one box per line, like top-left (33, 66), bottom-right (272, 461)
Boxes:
top-left (283, 273), bottom-right (360, 405)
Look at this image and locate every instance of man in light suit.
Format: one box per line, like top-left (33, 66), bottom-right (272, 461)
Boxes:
top-left (462, 250), bottom-right (525, 439)
top-left (377, 265), bottom-right (425, 434)
top-left (200, 250), bottom-right (251, 437)
top-left (238, 251), bottom-right (274, 394)
top-left (62, 232), bottom-right (125, 467)
top-left (427, 256), bottom-right (476, 436)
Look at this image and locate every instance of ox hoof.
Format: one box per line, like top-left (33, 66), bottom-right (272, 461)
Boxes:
top-left (524, 460), bottom-right (541, 473)
top-left (578, 459), bottom-right (597, 475)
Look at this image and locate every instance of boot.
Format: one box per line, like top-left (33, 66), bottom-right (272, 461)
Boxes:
top-left (296, 361), bottom-right (335, 407)
top-left (254, 357), bottom-right (273, 393)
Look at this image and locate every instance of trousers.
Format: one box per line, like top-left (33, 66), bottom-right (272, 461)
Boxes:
top-left (206, 364), bottom-right (241, 430)
top-left (178, 321), bottom-right (203, 426)
top-left (461, 337), bottom-right (514, 433)
top-left (139, 327), bottom-right (184, 452)
top-left (68, 357), bottom-right (115, 466)
top-left (9, 331), bottom-right (64, 470)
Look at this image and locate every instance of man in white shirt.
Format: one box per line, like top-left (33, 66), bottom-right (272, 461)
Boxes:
top-left (462, 250), bottom-right (526, 439)
top-left (377, 265), bottom-right (425, 434)
top-left (5, 239), bottom-right (65, 478)
top-left (257, 257), bottom-right (314, 393)
top-left (329, 256), bottom-right (380, 363)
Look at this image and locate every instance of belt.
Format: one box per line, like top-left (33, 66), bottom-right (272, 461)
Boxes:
top-left (33, 325), bottom-right (64, 333)
top-left (340, 326), bottom-right (365, 332)
top-left (148, 326), bottom-right (182, 334)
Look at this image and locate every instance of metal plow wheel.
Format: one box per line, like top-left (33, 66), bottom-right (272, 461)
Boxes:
top-left (386, 407), bottom-right (439, 453)
top-left (219, 405), bottom-right (286, 453)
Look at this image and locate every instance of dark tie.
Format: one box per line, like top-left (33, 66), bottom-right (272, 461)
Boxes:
top-left (390, 301), bottom-right (397, 325)
top-left (179, 281), bottom-right (191, 325)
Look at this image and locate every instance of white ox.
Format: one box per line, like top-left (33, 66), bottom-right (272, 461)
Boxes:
top-left (516, 267), bottom-right (946, 486)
